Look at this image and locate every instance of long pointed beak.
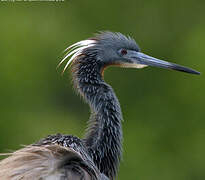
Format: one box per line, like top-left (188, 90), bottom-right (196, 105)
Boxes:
top-left (133, 52), bottom-right (200, 75)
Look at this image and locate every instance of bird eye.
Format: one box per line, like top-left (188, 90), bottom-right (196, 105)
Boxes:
top-left (120, 49), bottom-right (127, 55)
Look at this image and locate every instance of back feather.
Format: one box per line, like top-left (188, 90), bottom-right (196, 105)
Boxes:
top-left (0, 144), bottom-right (100, 180)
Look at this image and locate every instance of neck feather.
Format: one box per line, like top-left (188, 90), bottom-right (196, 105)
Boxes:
top-left (71, 55), bottom-right (123, 179)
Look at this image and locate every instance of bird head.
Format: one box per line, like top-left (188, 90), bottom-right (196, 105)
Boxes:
top-left (59, 31), bottom-right (200, 75)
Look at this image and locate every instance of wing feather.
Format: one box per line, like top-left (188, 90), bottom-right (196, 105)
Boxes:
top-left (0, 144), bottom-right (100, 180)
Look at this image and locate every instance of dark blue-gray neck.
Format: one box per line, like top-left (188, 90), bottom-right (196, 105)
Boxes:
top-left (71, 54), bottom-right (123, 179)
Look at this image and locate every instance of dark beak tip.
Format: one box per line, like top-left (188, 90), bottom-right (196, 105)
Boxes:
top-left (171, 65), bottom-right (201, 75)
top-left (190, 70), bottom-right (201, 75)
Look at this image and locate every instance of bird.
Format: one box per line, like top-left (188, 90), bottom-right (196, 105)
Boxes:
top-left (0, 31), bottom-right (200, 180)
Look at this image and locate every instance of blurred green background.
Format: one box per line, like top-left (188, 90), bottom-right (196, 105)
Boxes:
top-left (0, 1), bottom-right (205, 179)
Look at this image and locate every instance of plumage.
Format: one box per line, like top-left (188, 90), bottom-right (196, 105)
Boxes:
top-left (0, 134), bottom-right (108, 180)
top-left (0, 31), bottom-right (200, 180)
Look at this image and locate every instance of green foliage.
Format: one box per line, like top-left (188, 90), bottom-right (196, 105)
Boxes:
top-left (0, 1), bottom-right (205, 179)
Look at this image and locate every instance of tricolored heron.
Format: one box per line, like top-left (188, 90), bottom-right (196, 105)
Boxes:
top-left (0, 32), bottom-right (200, 180)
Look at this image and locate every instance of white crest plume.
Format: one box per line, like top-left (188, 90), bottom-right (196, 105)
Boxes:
top-left (58, 39), bottom-right (96, 74)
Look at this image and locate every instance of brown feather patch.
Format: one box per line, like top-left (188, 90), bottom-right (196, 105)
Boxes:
top-left (0, 145), bottom-right (93, 180)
